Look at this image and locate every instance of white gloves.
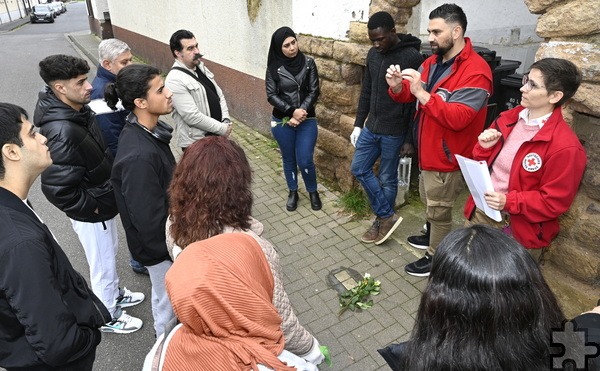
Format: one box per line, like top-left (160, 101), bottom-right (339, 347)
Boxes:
top-left (299, 338), bottom-right (325, 366)
top-left (350, 127), bottom-right (362, 147)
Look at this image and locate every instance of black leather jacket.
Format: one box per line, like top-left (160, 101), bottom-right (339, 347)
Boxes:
top-left (265, 56), bottom-right (320, 119)
top-left (34, 87), bottom-right (118, 222)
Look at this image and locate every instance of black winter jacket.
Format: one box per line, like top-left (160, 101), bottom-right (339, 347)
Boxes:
top-left (0, 187), bottom-right (111, 370)
top-left (34, 88), bottom-right (118, 222)
top-left (266, 56), bottom-right (320, 119)
top-left (111, 113), bottom-right (175, 266)
top-left (355, 33), bottom-right (424, 138)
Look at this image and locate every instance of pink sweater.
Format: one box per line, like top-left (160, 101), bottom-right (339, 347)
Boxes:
top-left (491, 109), bottom-right (549, 194)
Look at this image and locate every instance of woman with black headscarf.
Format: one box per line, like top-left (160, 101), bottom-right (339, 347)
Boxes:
top-left (266, 26), bottom-right (321, 212)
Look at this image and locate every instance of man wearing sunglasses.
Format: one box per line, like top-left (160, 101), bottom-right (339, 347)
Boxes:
top-left (464, 58), bottom-right (587, 260)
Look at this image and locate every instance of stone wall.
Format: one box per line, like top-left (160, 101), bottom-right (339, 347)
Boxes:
top-left (523, 0), bottom-right (600, 317)
top-left (304, 0), bottom-right (600, 316)
top-left (299, 0), bottom-right (417, 191)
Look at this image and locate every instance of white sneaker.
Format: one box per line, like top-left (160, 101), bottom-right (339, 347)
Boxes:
top-left (100, 309), bottom-right (143, 334)
top-left (116, 287), bottom-right (144, 308)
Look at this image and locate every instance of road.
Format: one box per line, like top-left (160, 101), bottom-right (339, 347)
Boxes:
top-left (0, 3), bottom-right (156, 370)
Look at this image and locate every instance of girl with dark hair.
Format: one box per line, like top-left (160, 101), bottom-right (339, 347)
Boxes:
top-left (266, 26), bottom-right (321, 212)
top-left (165, 136), bottom-right (324, 367)
top-left (379, 224), bottom-right (600, 370)
top-left (106, 64), bottom-right (177, 337)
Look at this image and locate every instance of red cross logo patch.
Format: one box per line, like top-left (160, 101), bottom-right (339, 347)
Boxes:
top-left (522, 153), bottom-right (542, 172)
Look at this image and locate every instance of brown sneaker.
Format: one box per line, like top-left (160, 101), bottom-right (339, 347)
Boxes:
top-left (361, 218), bottom-right (381, 243)
top-left (374, 214), bottom-right (403, 245)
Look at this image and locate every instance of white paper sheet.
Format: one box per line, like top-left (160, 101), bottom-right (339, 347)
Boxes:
top-left (455, 154), bottom-right (502, 222)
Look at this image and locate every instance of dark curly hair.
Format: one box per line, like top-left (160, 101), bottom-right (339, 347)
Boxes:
top-left (404, 224), bottom-right (565, 370)
top-left (168, 136), bottom-right (253, 248)
top-left (38, 54), bottom-right (90, 85)
top-left (367, 11), bottom-right (395, 31)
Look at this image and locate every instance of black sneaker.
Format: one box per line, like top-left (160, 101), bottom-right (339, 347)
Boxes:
top-left (405, 253), bottom-right (432, 277)
top-left (407, 234), bottom-right (429, 250)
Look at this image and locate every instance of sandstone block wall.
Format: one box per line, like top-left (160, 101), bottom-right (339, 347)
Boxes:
top-left (298, 0), bottom-right (416, 192)
top-left (302, 0), bottom-right (599, 316)
top-left (526, 0), bottom-right (600, 315)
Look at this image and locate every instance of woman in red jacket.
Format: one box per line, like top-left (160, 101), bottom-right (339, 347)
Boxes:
top-left (464, 58), bottom-right (586, 258)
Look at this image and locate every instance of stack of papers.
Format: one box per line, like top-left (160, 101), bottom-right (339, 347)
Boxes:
top-left (455, 154), bottom-right (502, 222)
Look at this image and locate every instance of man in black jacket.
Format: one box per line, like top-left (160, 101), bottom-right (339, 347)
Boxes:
top-left (350, 12), bottom-right (424, 245)
top-left (0, 103), bottom-right (111, 370)
top-left (34, 55), bottom-right (143, 334)
top-left (109, 64), bottom-right (177, 337)
top-left (89, 38), bottom-right (148, 276)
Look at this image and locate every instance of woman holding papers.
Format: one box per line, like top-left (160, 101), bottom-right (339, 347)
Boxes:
top-left (464, 58), bottom-right (586, 259)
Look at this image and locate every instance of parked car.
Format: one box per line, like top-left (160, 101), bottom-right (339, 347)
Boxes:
top-left (30, 4), bottom-right (55, 23)
top-left (49, 2), bottom-right (63, 16)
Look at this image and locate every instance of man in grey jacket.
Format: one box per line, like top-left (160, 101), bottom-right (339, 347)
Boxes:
top-left (165, 29), bottom-right (232, 150)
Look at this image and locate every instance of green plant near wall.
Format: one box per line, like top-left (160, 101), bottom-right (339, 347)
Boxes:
top-left (337, 188), bottom-right (370, 220)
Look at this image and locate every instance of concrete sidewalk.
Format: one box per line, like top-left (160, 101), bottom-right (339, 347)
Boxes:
top-left (0, 16), bottom-right (29, 33)
top-left (66, 31), bottom-right (467, 370)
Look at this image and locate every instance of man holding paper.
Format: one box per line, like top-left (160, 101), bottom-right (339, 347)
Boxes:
top-left (464, 58), bottom-right (586, 260)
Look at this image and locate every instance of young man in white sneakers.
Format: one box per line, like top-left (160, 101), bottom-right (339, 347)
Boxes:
top-left (0, 103), bottom-right (110, 370)
top-left (34, 54), bottom-right (144, 332)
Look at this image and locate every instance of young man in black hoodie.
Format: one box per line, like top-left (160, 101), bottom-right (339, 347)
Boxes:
top-left (34, 54), bottom-right (144, 334)
top-left (350, 12), bottom-right (424, 245)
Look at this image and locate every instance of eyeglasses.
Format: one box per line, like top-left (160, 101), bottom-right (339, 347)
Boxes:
top-left (522, 74), bottom-right (546, 92)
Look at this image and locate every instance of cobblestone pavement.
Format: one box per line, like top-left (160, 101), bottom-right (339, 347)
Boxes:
top-left (230, 122), bottom-right (429, 370)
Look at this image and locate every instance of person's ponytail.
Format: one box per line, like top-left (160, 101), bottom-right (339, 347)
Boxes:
top-left (104, 83), bottom-right (120, 111)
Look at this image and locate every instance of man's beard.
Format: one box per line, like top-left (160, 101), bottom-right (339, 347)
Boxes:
top-left (432, 38), bottom-right (453, 57)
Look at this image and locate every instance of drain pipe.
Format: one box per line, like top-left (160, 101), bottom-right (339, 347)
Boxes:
top-left (2, 0), bottom-right (13, 23)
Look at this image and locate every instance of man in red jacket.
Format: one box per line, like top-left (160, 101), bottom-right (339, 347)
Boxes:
top-left (386, 3), bottom-right (493, 276)
top-left (464, 58), bottom-right (586, 259)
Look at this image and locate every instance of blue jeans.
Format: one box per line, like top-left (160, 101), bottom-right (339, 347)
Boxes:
top-left (271, 117), bottom-right (318, 192)
top-left (130, 256), bottom-right (146, 271)
top-left (351, 127), bottom-right (404, 218)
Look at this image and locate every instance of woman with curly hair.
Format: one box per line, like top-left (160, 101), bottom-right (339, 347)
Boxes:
top-left (166, 136), bottom-right (324, 367)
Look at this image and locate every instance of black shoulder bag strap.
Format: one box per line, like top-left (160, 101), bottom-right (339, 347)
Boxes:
top-left (171, 66), bottom-right (222, 122)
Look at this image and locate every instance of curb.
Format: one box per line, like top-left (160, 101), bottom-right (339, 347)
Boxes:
top-left (66, 32), bottom-right (99, 66)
